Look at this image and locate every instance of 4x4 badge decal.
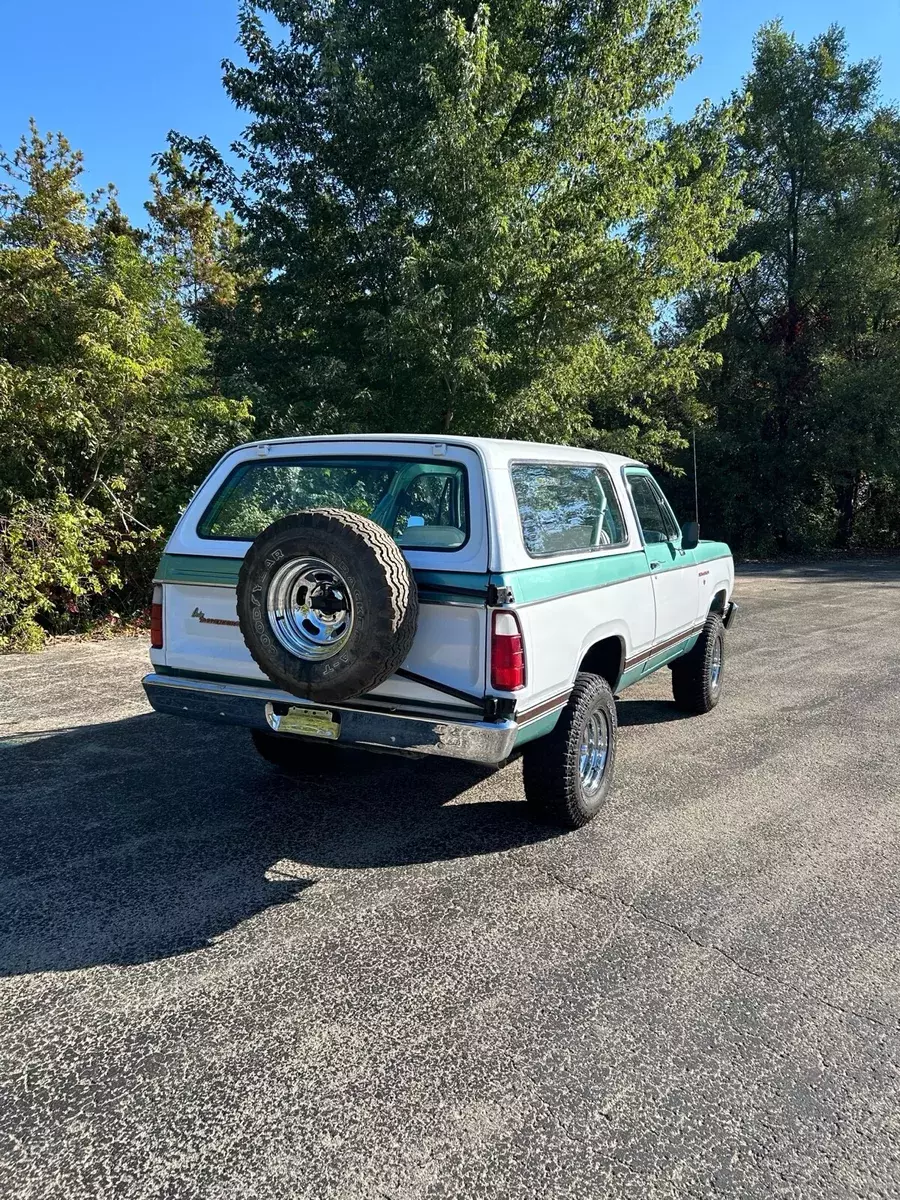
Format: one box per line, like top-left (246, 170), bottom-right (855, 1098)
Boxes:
top-left (191, 607), bottom-right (240, 628)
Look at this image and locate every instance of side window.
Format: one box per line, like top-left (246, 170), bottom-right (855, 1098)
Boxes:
top-left (627, 474), bottom-right (679, 545)
top-left (511, 463), bottom-right (627, 557)
top-left (647, 477), bottom-right (682, 540)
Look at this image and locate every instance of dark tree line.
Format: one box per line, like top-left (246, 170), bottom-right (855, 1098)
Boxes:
top-left (677, 24), bottom-right (900, 555)
top-left (1, 5), bottom-right (898, 649)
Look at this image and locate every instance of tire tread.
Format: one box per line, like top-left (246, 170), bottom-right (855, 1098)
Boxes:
top-left (522, 672), bottom-right (617, 830)
top-left (671, 612), bottom-right (725, 714)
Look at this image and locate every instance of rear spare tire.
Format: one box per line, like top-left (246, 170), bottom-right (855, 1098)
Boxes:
top-left (236, 508), bottom-right (418, 704)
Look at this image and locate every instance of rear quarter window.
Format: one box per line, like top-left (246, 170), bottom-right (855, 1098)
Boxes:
top-left (511, 462), bottom-right (627, 557)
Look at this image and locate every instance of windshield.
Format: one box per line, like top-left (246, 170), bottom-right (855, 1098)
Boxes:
top-left (197, 456), bottom-right (469, 551)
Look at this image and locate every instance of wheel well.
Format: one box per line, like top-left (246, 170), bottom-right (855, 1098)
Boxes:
top-left (578, 636), bottom-right (625, 692)
top-left (710, 589), bottom-right (727, 614)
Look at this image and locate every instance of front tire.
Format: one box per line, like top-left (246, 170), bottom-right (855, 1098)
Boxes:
top-left (250, 729), bottom-right (337, 774)
top-left (671, 612), bottom-right (725, 714)
top-left (522, 673), bottom-right (617, 830)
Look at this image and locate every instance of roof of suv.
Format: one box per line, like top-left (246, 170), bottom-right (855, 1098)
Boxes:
top-left (236, 433), bottom-right (644, 471)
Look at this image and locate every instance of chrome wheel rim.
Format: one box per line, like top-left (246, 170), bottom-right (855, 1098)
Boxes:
top-left (266, 558), bottom-right (354, 661)
top-left (710, 637), bottom-right (723, 690)
top-left (579, 708), bottom-right (610, 798)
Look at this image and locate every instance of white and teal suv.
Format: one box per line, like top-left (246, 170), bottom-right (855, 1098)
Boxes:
top-left (143, 435), bottom-right (736, 828)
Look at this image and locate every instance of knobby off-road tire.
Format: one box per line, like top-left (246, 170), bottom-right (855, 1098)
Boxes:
top-left (250, 729), bottom-right (337, 774)
top-left (237, 508), bottom-right (418, 705)
top-left (522, 672), bottom-right (618, 830)
top-left (671, 611), bottom-right (725, 714)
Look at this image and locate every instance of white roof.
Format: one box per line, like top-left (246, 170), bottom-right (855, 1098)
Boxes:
top-left (238, 433), bottom-right (644, 471)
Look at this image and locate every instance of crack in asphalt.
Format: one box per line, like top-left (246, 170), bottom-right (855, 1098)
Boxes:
top-left (544, 870), bottom-right (899, 1036)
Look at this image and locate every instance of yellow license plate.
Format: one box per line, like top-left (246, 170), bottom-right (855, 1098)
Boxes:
top-left (278, 707), bottom-right (340, 740)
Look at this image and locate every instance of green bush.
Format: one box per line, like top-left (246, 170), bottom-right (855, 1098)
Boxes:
top-left (0, 495), bottom-right (144, 650)
top-left (0, 125), bottom-right (249, 650)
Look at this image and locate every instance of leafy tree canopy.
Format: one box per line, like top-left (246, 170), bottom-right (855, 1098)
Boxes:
top-left (173, 0), bottom-right (745, 460)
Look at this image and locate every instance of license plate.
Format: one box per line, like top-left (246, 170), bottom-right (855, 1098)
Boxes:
top-left (277, 706), bottom-right (340, 740)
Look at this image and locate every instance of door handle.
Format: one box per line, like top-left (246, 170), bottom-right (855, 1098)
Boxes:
top-left (649, 561), bottom-right (661, 569)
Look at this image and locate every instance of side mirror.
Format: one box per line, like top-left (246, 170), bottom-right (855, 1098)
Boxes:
top-left (681, 520), bottom-right (699, 550)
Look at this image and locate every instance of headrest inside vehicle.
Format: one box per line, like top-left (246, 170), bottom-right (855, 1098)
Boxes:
top-left (397, 526), bottom-right (465, 547)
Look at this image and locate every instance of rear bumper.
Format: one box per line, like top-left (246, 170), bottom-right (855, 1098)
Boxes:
top-left (724, 600), bottom-right (739, 629)
top-left (142, 674), bottom-right (517, 766)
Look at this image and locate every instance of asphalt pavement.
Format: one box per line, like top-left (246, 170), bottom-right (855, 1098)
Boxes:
top-left (2, 560), bottom-right (900, 1199)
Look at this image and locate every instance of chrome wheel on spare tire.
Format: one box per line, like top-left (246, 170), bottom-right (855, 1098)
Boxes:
top-left (267, 558), bottom-right (354, 660)
top-left (236, 508), bottom-right (418, 705)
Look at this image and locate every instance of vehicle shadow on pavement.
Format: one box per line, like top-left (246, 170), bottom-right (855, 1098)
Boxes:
top-left (0, 713), bottom-right (558, 977)
top-left (616, 699), bottom-right (688, 726)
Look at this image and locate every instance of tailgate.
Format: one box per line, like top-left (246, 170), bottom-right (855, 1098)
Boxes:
top-left (155, 556), bottom-right (489, 708)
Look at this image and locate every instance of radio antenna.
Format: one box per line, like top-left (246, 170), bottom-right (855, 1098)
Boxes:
top-left (692, 427), bottom-right (700, 531)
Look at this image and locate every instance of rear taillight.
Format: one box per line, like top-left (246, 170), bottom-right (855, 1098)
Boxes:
top-left (150, 584), bottom-right (163, 649)
top-left (491, 610), bottom-right (525, 691)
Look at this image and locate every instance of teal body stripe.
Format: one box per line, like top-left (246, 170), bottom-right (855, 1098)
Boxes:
top-left (156, 553), bottom-right (492, 600)
top-left (417, 590), bottom-right (484, 606)
top-left (156, 553), bottom-right (242, 585)
top-left (492, 549), bottom-right (647, 606)
top-left (693, 540), bottom-right (733, 567)
top-left (158, 545), bottom-right (731, 601)
top-left (155, 544), bottom-right (724, 696)
top-left (513, 709), bottom-right (563, 747)
top-left (617, 663), bottom-right (645, 691)
top-left (413, 569), bottom-right (490, 606)
top-left (415, 569), bottom-right (490, 592)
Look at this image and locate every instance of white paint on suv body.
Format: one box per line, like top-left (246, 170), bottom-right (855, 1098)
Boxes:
top-left (152, 435), bottom-right (734, 723)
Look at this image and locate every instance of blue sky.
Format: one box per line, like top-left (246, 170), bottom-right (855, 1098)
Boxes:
top-left (2, 0), bottom-right (899, 223)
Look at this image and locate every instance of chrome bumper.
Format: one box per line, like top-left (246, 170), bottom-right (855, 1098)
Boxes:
top-left (142, 674), bottom-right (517, 766)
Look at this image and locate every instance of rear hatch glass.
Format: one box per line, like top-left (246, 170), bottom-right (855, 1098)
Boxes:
top-left (198, 456), bottom-right (469, 551)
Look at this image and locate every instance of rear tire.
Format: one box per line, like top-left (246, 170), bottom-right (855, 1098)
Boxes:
top-left (671, 612), bottom-right (725, 714)
top-left (522, 673), bottom-right (617, 830)
top-left (250, 729), bottom-right (337, 774)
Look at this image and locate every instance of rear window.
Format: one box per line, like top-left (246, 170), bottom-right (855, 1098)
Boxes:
top-left (511, 462), bottom-right (626, 557)
top-left (197, 456), bottom-right (469, 550)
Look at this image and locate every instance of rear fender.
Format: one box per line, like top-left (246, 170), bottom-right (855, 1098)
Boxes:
top-left (576, 621), bottom-right (630, 691)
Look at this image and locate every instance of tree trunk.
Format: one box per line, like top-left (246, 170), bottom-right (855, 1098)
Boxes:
top-left (835, 475), bottom-right (858, 549)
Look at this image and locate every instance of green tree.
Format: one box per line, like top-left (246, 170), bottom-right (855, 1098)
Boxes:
top-left (683, 24), bottom-right (900, 553)
top-left (146, 148), bottom-right (257, 407)
top-left (0, 123), bottom-right (249, 649)
top-left (146, 149), bottom-right (243, 316)
top-left (174, 0), bottom-right (743, 458)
